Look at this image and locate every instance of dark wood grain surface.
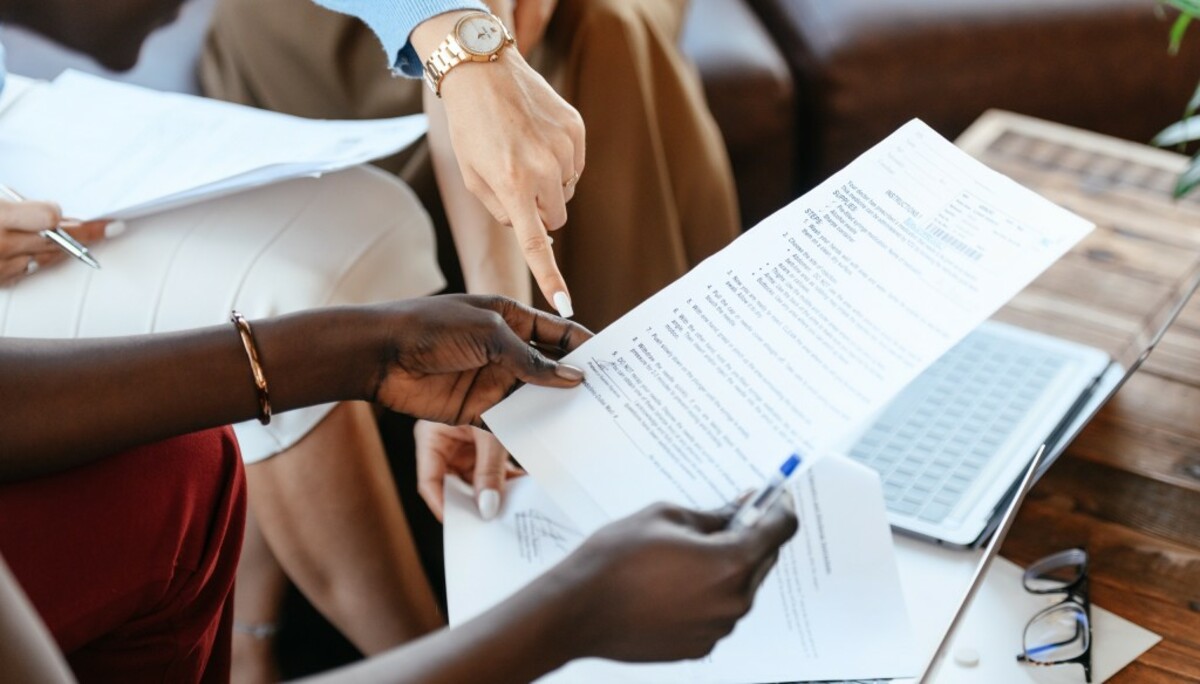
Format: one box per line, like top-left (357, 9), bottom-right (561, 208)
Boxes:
top-left (957, 112), bottom-right (1200, 682)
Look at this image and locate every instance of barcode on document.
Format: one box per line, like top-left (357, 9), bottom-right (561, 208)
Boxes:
top-left (927, 225), bottom-right (983, 261)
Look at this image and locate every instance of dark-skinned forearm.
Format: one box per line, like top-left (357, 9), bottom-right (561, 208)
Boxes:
top-left (0, 307), bottom-right (383, 480)
top-left (299, 564), bottom-right (587, 684)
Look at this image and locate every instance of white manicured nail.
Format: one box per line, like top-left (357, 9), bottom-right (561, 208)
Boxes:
top-left (24, 259), bottom-right (38, 276)
top-left (553, 291), bottom-right (574, 319)
top-left (104, 220), bottom-right (127, 238)
top-left (478, 489), bottom-right (501, 520)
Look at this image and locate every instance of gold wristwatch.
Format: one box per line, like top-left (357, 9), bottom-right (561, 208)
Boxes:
top-left (423, 11), bottom-right (515, 97)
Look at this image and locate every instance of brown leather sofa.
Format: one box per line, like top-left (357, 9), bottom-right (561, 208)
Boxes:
top-left (698, 0), bottom-right (1200, 212)
top-left (682, 0), bottom-right (796, 227)
top-left (729, 0), bottom-right (1200, 196)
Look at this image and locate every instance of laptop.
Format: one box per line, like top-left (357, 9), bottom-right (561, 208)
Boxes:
top-left (844, 263), bottom-right (1200, 548)
top-left (912, 262), bottom-right (1196, 683)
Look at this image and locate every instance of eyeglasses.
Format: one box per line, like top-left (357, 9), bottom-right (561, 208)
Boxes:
top-left (1015, 547), bottom-right (1092, 682)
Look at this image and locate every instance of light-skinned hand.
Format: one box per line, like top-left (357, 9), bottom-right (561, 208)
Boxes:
top-left (415, 421), bottom-right (523, 521)
top-left (412, 12), bottom-right (585, 317)
top-left (0, 199), bottom-right (119, 285)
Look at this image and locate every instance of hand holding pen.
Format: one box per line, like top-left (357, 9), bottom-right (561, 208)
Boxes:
top-left (730, 452), bottom-right (802, 530)
top-left (0, 184), bottom-right (124, 283)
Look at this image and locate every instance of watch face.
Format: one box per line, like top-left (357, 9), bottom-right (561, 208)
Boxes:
top-left (457, 15), bottom-right (505, 56)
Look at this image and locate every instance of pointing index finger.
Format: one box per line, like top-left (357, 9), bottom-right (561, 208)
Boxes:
top-left (507, 199), bottom-right (572, 317)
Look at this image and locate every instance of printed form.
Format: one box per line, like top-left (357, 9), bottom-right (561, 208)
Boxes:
top-left (484, 119), bottom-right (1093, 533)
top-left (468, 120), bottom-right (1092, 681)
top-left (445, 456), bottom-right (914, 683)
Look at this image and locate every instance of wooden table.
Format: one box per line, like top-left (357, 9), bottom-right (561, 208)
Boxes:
top-left (956, 111), bottom-right (1200, 682)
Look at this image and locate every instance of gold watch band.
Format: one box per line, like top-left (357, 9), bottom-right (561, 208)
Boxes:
top-left (422, 12), bottom-right (514, 97)
top-left (423, 40), bottom-right (468, 96)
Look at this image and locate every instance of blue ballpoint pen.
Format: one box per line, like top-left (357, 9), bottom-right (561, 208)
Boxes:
top-left (0, 184), bottom-right (101, 269)
top-left (729, 452), bottom-right (802, 530)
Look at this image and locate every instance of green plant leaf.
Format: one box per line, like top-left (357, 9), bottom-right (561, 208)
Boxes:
top-left (1170, 13), bottom-right (1193, 53)
top-left (1153, 115), bottom-right (1200, 146)
top-left (1164, 0), bottom-right (1200, 16)
top-left (1160, 1), bottom-right (1200, 195)
top-left (1188, 78), bottom-right (1200, 117)
top-left (1174, 154), bottom-right (1200, 198)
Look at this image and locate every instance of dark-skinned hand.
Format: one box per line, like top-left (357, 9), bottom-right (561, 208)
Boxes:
top-left (371, 294), bottom-right (592, 426)
top-left (554, 495), bottom-right (799, 662)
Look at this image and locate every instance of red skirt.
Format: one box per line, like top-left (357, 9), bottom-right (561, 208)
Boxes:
top-left (0, 427), bottom-right (246, 683)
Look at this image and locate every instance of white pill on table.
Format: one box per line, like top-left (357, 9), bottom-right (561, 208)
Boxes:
top-left (954, 647), bottom-right (981, 667)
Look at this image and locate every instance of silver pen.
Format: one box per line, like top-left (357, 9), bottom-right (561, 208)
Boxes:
top-left (0, 184), bottom-right (101, 269)
top-left (729, 452), bottom-right (802, 530)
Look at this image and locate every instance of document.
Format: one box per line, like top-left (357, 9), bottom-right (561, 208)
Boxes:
top-left (0, 70), bottom-right (427, 219)
top-left (0, 73), bottom-right (34, 116)
top-left (445, 455), bottom-right (917, 682)
top-left (483, 119), bottom-right (1093, 534)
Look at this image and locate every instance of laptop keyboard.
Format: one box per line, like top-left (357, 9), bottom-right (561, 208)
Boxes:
top-left (849, 328), bottom-right (1067, 525)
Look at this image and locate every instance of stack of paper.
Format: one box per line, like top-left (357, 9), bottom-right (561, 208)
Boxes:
top-left (0, 70), bottom-right (427, 219)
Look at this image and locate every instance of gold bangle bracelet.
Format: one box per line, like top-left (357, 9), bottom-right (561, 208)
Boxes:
top-left (230, 310), bottom-right (272, 426)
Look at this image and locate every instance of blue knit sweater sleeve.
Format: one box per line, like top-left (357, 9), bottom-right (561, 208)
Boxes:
top-left (313, 0), bottom-right (487, 77)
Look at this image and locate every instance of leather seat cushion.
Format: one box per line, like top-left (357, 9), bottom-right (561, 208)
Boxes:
top-left (749, 0), bottom-right (1200, 185)
top-left (683, 0), bottom-right (797, 225)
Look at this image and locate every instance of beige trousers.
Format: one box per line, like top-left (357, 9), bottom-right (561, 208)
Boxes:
top-left (201, 0), bottom-right (739, 329)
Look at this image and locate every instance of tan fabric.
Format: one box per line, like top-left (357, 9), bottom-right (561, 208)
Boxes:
top-left (201, 0), bottom-right (739, 329)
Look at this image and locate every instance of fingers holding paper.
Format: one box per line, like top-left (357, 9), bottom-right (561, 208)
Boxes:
top-left (372, 295), bottom-right (592, 426)
top-left (415, 421), bottom-right (523, 521)
top-left (557, 494), bottom-right (799, 663)
top-left (469, 429), bottom-right (522, 518)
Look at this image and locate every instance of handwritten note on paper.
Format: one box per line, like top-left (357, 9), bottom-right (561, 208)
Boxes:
top-left (484, 120), bottom-right (1093, 533)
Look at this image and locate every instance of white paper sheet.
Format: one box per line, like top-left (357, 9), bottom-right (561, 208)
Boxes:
top-left (0, 70), bottom-right (427, 219)
top-left (445, 455), bottom-right (917, 682)
top-left (928, 556), bottom-right (1161, 684)
top-left (0, 73), bottom-right (34, 116)
top-left (484, 119), bottom-right (1094, 535)
top-left (831, 550), bottom-right (1162, 684)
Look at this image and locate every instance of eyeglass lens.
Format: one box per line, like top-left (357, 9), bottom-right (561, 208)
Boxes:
top-left (1023, 603), bottom-right (1091, 663)
top-left (1017, 547), bottom-right (1092, 682)
top-left (1023, 548), bottom-right (1086, 593)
